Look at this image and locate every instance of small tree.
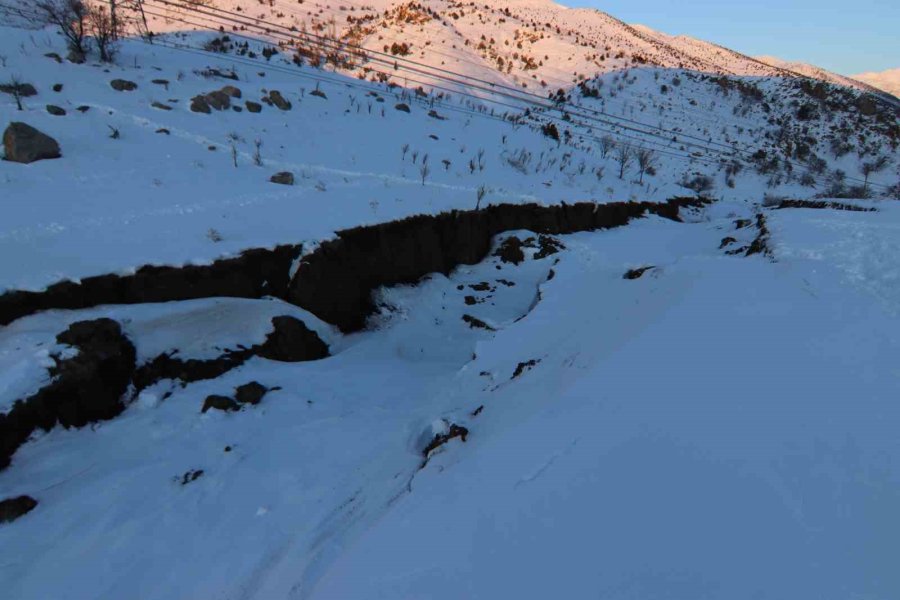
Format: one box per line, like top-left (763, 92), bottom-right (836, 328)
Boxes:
top-left (253, 139), bottom-right (263, 166)
top-left (419, 155), bottom-right (430, 185)
top-left (89, 3), bottom-right (120, 62)
top-left (615, 144), bottom-right (633, 180)
top-left (635, 148), bottom-right (657, 184)
top-left (33, 0), bottom-right (90, 62)
top-left (861, 155), bottom-right (889, 194)
top-left (5, 75), bottom-right (26, 111)
top-left (599, 135), bottom-right (614, 158)
top-left (476, 185), bottom-right (487, 210)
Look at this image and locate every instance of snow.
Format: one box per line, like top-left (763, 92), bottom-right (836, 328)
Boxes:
top-left (3, 202), bottom-right (900, 599)
top-left (1, 4), bottom-right (900, 599)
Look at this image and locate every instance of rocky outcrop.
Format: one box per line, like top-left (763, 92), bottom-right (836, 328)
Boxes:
top-left (3, 122), bottom-right (61, 164)
top-left (289, 198), bottom-right (709, 331)
top-left (132, 315), bottom-right (329, 391)
top-left (0, 244), bottom-right (301, 326)
top-left (0, 319), bottom-right (136, 469)
top-left (0, 199), bottom-right (708, 332)
top-left (0, 495), bottom-right (38, 523)
top-left (46, 105), bottom-right (66, 116)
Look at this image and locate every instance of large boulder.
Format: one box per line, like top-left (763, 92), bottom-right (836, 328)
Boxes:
top-left (245, 100), bottom-right (262, 113)
top-left (0, 495), bottom-right (37, 523)
top-left (258, 316), bottom-right (329, 362)
top-left (3, 122), bottom-right (61, 164)
top-left (220, 85), bottom-right (242, 99)
top-left (0, 82), bottom-right (37, 97)
top-left (110, 79), bottom-right (138, 92)
top-left (190, 95), bottom-right (212, 114)
top-left (269, 171), bottom-right (294, 185)
top-left (265, 90), bottom-right (291, 111)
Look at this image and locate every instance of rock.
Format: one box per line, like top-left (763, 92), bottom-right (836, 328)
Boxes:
top-left (494, 236), bottom-right (525, 265)
top-left (45, 52), bottom-right (62, 63)
top-left (0, 495), bottom-right (37, 523)
top-left (46, 105), bottom-right (66, 116)
top-left (423, 423), bottom-right (469, 456)
top-left (76, 105), bottom-right (90, 113)
top-left (156, 128), bottom-right (170, 135)
top-left (245, 100), bottom-right (262, 113)
top-left (232, 106), bottom-right (243, 112)
top-left (151, 101), bottom-right (172, 111)
top-left (220, 85), bottom-right (242, 98)
top-left (52, 83), bottom-right (63, 92)
top-left (310, 89), bottom-right (327, 99)
top-left (201, 395), bottom-right (239, 413)
top-left (269, 171), bottom-right (294, 185)
top-left (0, 319), bottom-right (136, 469)
top-left (0, 82), bottom-right (37, 97)
top-left (624, 266), bottom-right (655, 280)
top-left (2, 122), bottom-right (61, 164)
top-left (151, 79), bottom-right (170, 87)
top-left (190, 95), bottom-right (211, 114)
top-left (110, 79), bottom-right (138, 92)
top-left (394, 102), bottom-right (410, 113)
top-left (205, 90), bottom-right (231, 110)
top-left (267, 90), bottom-right (291, 110)
top-left (67, 49), bottom-right (85, 64)
top-left (258, 316), bottom-right (329, 362)
top-left (235, 381), bottom-right (267, 405)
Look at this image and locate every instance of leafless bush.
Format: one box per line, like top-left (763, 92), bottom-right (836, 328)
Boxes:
top-left (31, 0), bottom-right (90, 61)
top-left (615, 144), bottom-right (633, 179)
top-left (635, 148), bottom-right (657, 184)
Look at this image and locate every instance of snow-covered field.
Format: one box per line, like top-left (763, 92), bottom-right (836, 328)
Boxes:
top-left (2, 198), bottom-right (900, 599)
top-left (2, 3), bottom-right (900, 599)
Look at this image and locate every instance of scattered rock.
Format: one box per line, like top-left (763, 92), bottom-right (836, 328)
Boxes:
top-left (462, 314), bottom-right (495, 331)
top-left (469, 282), bottom-right (491, 292)
top-left (719, 236), bottom-right (737, 249)
top-left (201, 395), bottom-right (239, 413)
top-left (156, 128), bottom-right (170, 135)
top-left (151, 101), bottom-right (172, 111)
top-left (534, 235), bottom-right (565, 260)
top-left (76, 105), bottom-right (90, 113)
top-left (67, 49), bottom-right (85, 64)
top-left (235, 381), bottom-right (267, 405)
top-left (494, 236), bottom-right (525, 265)
top-left (512, 358), bottom-right (540, 379)
top-left (471, 405), bottom-right (484, 417)
top-left (220, 85), bottom-right (242, 98)
top-left (266, 90), bottom-right (291, 111)
top-left (45, 105), bottom-right (66, 116)
top-left (0, 495), bottom-right (38, 524)
top-left (624, 266), bottom-right (655, 280)
top-left (232, 106), bottom-right (243, 112)
top-left (423, 424), bottom-right (469, 456)
top-left (45, 52), bottom-right (62, 63)
top-left (464, 295), bottom-right (480, 305)
top-left (269, 171), bottom-right (294, 185)
top-left (190, 95), bottom-right (211, 114)
top-left (394, 102), bottom-right (410, 113)
top-left (310, 88), bottom-right (327, 99)
top-left (427, 109), bottom-right (446, 120)
top-left (0, 82), bottom-right (37, 97)
top-left (151, 79), bottom-right (170, 88)
top-left (258, 316), bottom-right (329, 362)
top-left (245, 100), bottom-right (262, 113)
top-left (205, 90), bottom-right (231, 110)
top-left (52, 83), bottom-right (63, 92)
top-left (734, 218), bottom-right (752, 229)
top-left (110, 79), bottom-right (138, 92)
top-left (180, 469), bottom-right (204, 485)
top-left (2, 122), bottom-right (61, 164)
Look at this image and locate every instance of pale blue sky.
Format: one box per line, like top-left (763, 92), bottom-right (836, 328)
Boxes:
top-left (563, 1), bottom-right (897, 75)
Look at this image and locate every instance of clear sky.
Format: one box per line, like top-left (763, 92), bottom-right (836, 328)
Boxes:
top-left (563, 1), bottom-right (898, 75)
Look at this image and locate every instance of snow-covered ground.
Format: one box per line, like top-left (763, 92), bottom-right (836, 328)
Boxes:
top-left (2, 4), bottom-right (900, 598)
top-left (3, 199), bottom-right (900, 599)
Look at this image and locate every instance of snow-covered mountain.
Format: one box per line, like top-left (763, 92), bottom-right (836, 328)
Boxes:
top-left (1, 1), bottom-right (900, 598)
top-left (854, 67), bottom-right (900, 98)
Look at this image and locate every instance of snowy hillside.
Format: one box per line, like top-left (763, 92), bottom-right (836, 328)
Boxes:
top-left (854, 67), bottom-right (900, 99)
top-left (1, 1), bottom-right (900, 599)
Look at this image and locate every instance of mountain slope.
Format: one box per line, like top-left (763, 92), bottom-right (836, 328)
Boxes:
top-left (853, 67), bottom-right (900, 98)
